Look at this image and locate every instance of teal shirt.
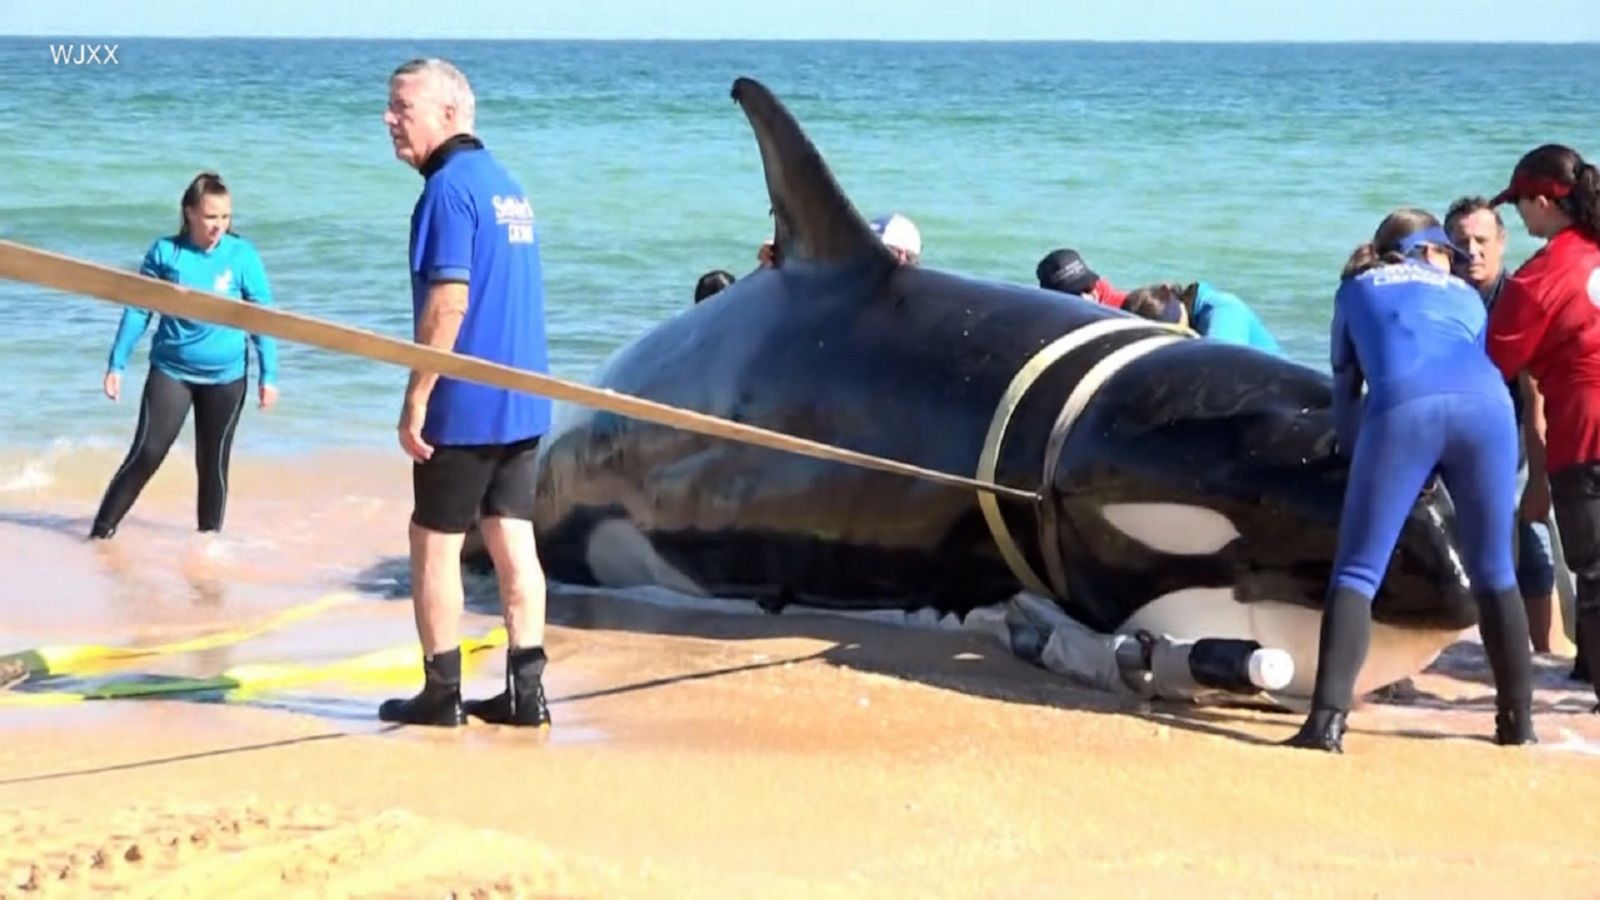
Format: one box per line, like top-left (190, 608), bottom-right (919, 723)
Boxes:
top-left (108, 233), bottom-right (279, 385)
top-left (1190, 282), bottom-right (1283, 357)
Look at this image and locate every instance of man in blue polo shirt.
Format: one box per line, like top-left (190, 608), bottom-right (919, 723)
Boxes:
top-left (379, 57), bottom-right (554, 729)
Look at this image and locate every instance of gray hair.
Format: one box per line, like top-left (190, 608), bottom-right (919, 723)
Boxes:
top-left (391, 58), bottom-right (476, 130)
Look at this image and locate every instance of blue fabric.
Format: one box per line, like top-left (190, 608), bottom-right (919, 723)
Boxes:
top-left (409, 147), bottom-right (552, 446)
top-left (109, 233), bottom-right (278, 385)
top-left (1189, 283), bottom-right (1283, 356)
top-left (1397, 225), bottom-right (1471, 263)
top-left (1517, 519), bottom-right (1556, 598)
top-left (1329, 261), bottom-right (1521, 597)
top-left (1333, 391), bottom-right (1519, 597)
top-left (1329, 261), bottom-right (1508, 454)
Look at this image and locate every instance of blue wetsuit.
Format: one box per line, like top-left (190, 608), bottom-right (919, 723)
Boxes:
top-left (1287, 241), bottom-right (1534, 748)
top-left (1330, 259), bottom-right (1519, 598)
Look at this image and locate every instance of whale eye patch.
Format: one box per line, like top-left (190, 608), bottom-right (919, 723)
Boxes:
top-left (1101, 503), bottom-right (1241, 556)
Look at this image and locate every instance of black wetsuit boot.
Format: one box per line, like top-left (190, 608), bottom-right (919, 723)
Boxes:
top-left (378, 647), bottom-right (465, 727)
top-left (465, 646), bottom-right (551, 727)
top-left (1576, 610), bottom-right (1600, 714)
top-left (1476, 587), bottom-right (1538, 744)
top-left (1284, 587), bottom-right (1370, 753)
top-left (1549, 463), bottom-right (1600, 710)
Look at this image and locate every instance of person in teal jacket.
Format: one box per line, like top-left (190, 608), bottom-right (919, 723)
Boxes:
top-left (1120, 281), bottom-right (1285, 356)
top-left (90, 172), bottom-right (280, 539)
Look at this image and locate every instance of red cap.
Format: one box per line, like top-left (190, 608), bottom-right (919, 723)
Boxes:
top-left (1491, 172), bottom-right (1575, 207)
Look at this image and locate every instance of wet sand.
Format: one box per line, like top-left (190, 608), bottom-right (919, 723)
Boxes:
top-left (3, 447), bottom-right (1599, 897)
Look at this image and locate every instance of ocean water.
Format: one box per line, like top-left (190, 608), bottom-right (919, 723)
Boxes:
top-left (1, 37), bottom-right (1598, 462)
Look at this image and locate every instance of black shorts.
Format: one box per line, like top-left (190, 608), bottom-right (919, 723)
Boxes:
top-left (411, 436), bottom-right (542, 534)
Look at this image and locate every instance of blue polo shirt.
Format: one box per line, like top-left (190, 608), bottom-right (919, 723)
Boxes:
top-left (109, 232), bottom-right (279, 385)
top-left (410, 138), bottom-right (552, 446)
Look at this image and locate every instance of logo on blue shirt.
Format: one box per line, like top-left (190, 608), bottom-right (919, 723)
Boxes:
top-left (493, 194), bottom-right (535, 245)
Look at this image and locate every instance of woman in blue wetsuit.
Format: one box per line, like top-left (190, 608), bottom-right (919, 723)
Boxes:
top-left (90, 172), bottom-right (280, 540)
top-left (1285, 207), bottom-right (1536, 752)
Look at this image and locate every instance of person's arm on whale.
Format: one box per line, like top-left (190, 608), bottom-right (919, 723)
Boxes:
top-left (1329, 295), bottom-right (1364, 457)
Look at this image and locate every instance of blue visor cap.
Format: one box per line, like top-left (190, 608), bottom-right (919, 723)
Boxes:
top-left (1398, 225), bottom-right (1472, 262)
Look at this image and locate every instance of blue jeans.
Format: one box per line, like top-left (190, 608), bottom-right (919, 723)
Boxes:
top-left (1516, 519), bottom-right (1556, 598)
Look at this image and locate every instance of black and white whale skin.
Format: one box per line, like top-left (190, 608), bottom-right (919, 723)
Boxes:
top-left (526, 77), bottom-right (1477, 699)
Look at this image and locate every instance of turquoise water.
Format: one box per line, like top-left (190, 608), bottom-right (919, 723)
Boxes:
top-left (2, 38), bottom-right (1597, 456)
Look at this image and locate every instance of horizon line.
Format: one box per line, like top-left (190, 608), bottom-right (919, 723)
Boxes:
top-left (2, 34), bottom-right (1596, 46)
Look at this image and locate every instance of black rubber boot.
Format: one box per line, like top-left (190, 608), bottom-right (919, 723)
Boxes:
top-left (378, 647), bottom-right (465, 727)
top-left (1284, 707), bottom-right (1348, 753)
top-left (1475, 588), bottom-right (1537, 745)
top-left (465, 646), bottom-right (551, 727)
top-left (1282, 587), bottom-right (1370, 753)
top-left (1577, 611), bottom-right (1600, 714)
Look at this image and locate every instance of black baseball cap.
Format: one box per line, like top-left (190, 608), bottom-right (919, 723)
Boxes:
top-left (1036, 248), bottom-right (1099, 296)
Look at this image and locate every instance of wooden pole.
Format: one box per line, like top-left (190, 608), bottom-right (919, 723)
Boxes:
top-left (0, 239), bottom-right (1042, 504)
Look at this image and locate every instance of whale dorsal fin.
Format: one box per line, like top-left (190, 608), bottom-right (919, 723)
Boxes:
top-left (731, 77), bottom-right (895, 271)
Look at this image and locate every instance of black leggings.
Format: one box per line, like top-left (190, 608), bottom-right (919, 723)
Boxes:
top-left (91, 367), bottom-right (248, 538)
top-left (1551, 462), bottom-right (1600, 699)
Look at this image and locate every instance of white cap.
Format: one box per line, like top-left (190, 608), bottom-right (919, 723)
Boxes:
top-left (870, 213), bottom-right (922, 257)
top-left (1247, 648), bottom-right (1295, 692)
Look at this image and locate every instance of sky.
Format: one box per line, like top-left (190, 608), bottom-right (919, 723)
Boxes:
top-left (3, 0), bottom-right (1598, 43)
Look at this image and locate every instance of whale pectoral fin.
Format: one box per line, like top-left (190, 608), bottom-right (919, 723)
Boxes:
top-left (730, 77), bottom-right (896, 273)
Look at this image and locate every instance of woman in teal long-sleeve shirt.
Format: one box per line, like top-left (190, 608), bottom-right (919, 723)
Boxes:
top-left (1120, 281), bottom-right (1285, 356)
top-left (91, 172), bottom-right (280, 539)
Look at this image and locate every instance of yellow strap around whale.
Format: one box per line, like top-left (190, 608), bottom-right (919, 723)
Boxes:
top-left (976, 318), bottom-right (1159, 597)
top-left (1038, 332), bottom-right (1188, 597)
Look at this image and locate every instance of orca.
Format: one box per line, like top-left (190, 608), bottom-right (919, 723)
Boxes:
top-left (521, 77), bottom-right (1476, 702)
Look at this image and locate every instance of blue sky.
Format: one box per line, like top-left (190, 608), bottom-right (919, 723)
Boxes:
top-left (4, 0), bottom-right (1597, 42)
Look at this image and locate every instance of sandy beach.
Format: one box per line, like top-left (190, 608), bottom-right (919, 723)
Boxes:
top-left (1, 448), bottom-right (1598, 898)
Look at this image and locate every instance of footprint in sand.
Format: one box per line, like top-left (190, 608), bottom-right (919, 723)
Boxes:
top-left (0, 801), bottom-right (622, 898)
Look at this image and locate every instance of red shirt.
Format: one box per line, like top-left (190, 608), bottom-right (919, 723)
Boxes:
top-left (1089, 278), bottom-right (1127, 307)
top-left (1486, 227), bottom-right (1600, 472)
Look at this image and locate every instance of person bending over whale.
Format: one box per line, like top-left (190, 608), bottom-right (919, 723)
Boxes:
top-left (1120, 281), bottom-right (1284, 357)
top-left (1035, 247), bottom-right (1126, 307)
top-left (1285, 207), bottom-right (1536, 753)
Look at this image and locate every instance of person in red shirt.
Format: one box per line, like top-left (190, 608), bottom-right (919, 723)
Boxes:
top-left (1484, 143), bottom-right (1600, 711)
top-left (1036, 248), bottom-right (1127, 307)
